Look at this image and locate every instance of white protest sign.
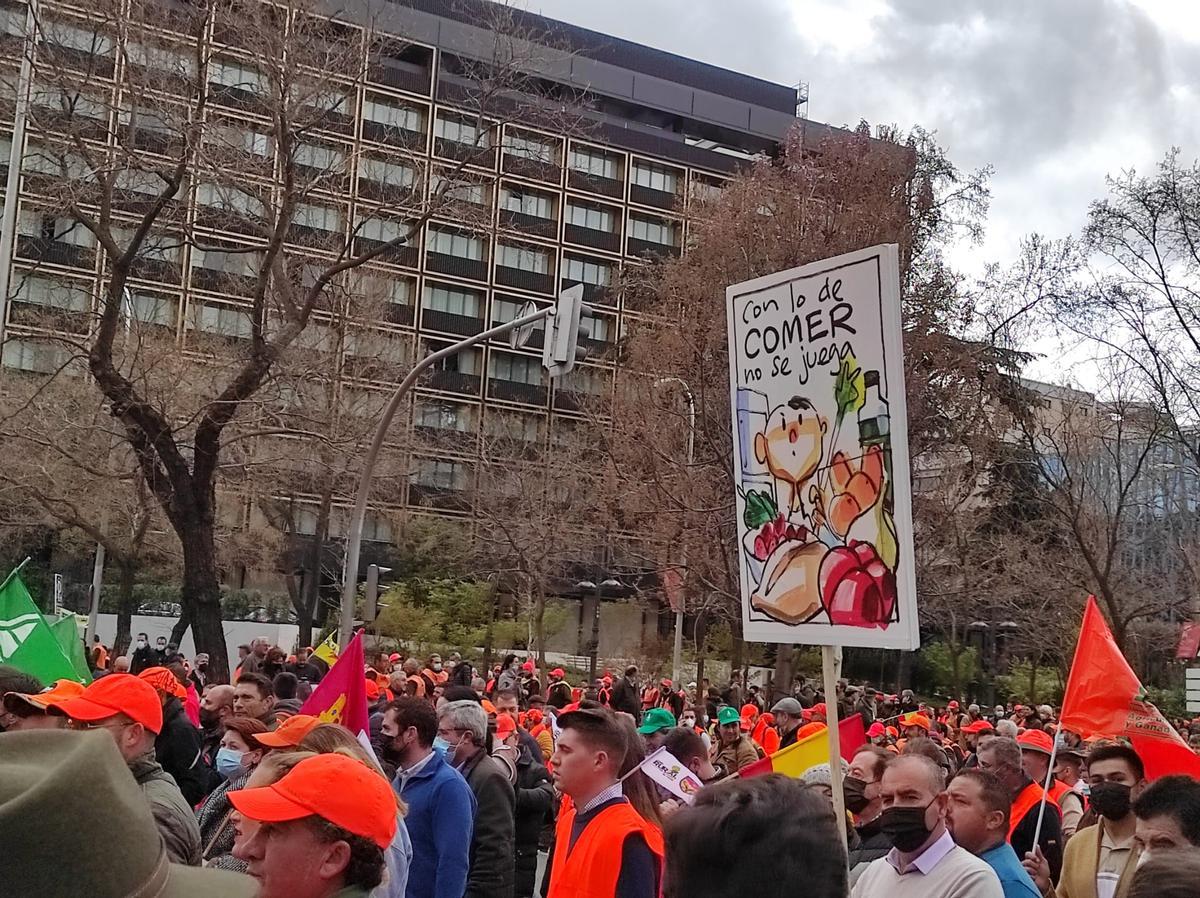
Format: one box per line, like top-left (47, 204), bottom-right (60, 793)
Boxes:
top-left (725, 245), bottom-right (919, 650)
top-left (637, 746), bottom-right (703, 804)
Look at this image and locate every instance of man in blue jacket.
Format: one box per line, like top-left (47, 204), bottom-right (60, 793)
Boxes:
top-left (383, 697), bottom-right (477, 898)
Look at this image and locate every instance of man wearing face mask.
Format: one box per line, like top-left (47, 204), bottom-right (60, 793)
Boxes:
top-left (129, 632), bottom-right (158, 674)
top-left (1022, 744), bottom-right (1146, 898)
top-left (437, 700), bottom-right (516, 898)
top-left (846, 746), bottom-right (894, 887)
top-left (851, 754), bottom-right (1003, 898)
top-left (382, 697), bottom-right (475, 898)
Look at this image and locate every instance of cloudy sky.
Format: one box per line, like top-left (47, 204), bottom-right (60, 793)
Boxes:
top-left (531, 0), bottom-right (1197, 277)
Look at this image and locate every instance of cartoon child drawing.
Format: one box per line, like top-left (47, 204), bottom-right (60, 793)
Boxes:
top-left (753, 396), bottom-right (826, 526)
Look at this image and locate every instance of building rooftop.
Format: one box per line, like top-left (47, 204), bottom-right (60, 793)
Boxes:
top-left (395, 0), bottom-right (799, 114)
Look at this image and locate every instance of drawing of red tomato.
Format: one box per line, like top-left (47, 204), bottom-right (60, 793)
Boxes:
top-left (819, 540), bottom-right (897, 628)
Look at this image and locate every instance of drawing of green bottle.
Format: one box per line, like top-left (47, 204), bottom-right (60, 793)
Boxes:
top-left (858, 370), bottom-right (898, 569)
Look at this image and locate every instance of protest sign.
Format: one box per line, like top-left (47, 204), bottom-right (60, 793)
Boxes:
top-left (725, 245), bottom-right (918, 650)
top-left (637, 746), bottom-right (703, 804)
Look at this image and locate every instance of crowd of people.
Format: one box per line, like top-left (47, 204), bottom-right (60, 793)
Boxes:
top-left (5, 641), bottom-right (1200, 898)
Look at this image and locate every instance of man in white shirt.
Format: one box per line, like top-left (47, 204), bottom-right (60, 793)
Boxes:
top-left (853, 754), bottom-right (1004, 898)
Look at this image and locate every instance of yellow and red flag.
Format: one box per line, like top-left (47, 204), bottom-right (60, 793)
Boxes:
top-left (1061, 596), bottom-right (1200, 780)
top-left (740, 713), bottom-right (867, 778)
top-left (299, 630), bottom-right (368, 740)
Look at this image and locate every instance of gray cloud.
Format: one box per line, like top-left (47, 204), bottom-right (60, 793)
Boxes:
top-left (530, 0), bottom-right (1199, 269)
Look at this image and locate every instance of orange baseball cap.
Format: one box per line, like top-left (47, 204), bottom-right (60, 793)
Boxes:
top-left (365, 679), bottom-right (381, 701)
top-left (495, 713), bottom-right (517, 740)
top-left (481, 699), bottom-right (497, 715)
top-left (1018, 729), bottom-right (1055, 755)
top-left (252, 714), bottom-right (322, 748)
top-left (3, 678), bottom-right (86, 713)
top-left (138, 666), bottom-right (187, 700)
top-left (901, 712), bottom-right (931, 731)
top-left (228, 753), bottom-right (398, 849)
top-left (811, 702), bottom-right (828, 718)
top-left (962, 719), bottom-right (995, 734)
top-left (52, 673), bottom-right (163, 734)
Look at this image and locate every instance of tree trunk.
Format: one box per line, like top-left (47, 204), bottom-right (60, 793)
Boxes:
top-left (949, 642), bottom-right (963, 700)
top-left (169, 605), bottom-right (192, 648)
top-left (533, 586), bottom-right (547, 669)
top-left (694, 610), bottom-right (708, 693)
top-left (1028, 656), bottom-right (1039, 704)
top-left (773, 643), bottom-right (796, 703)
top-left (114, 557), bottom-right (138, 657)
top-left (180, 525), bottom-right (229, 682)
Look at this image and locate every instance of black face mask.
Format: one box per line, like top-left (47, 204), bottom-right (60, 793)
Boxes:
top-left (1089, 781), bottom-right (1132, 820)
top-left (879, 801), bottom-right (935, 852)
top-left (843, 776), bottom-right (872, 815)
top-left (198, 708), bottom-right (221, 730)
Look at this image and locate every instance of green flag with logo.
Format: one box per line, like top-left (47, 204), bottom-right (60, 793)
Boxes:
top-left (49, 614), bottom-right (93, 684)
top-left (0, 568), bottom-right (81, 684)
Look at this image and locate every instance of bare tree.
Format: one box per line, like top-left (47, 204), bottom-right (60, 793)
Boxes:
top-left (1, 0), bottom-right (586, 678)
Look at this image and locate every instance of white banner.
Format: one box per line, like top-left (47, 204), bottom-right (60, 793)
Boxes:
top-left (725, 245), bottom-right (919, 650)
top-left (638, 746), bottom-right (703, 804)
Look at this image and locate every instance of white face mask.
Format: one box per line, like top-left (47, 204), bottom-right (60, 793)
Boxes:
top-left (681, 716), bottom-right (696, 728)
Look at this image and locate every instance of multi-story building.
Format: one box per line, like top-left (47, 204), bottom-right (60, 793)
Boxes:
top-left (0, 0), bottom-right (821, 646)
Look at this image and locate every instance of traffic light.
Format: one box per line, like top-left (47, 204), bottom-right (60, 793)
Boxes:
top-left (542, 283), bottom-right (591, 378)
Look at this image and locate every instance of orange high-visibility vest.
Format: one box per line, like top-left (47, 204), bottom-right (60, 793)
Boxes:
top-left (1009, 781), bottom-right (1056, 839)
top-left (547, 798), bottom-right (664, 898)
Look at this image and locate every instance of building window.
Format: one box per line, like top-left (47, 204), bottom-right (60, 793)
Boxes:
top-left (292, 202), bottom-right (343, 233)
top-left (485, 410), bottom-right (542, 443)
top-left (1, 338), bottom-right (71, 373)
top-left (501, 188), bottom-right (553, 219)
top-left (629, 215), bottom-right (677, 246)
top-left (44, 20), bottom-right (113, 55)
top-left (435, 114), bottom-right (488, 147)
top-left (115, 168), bottom-right (164, 196)
top-left (566, 202), bottom-right (613, 232)
top-left (128, 291), bottom-right (177, 327)
top-left (195, 183), bottom-right (267, 219)
top-left (13, 275), bottom-right (90, 312)
top-left (432, 346), bottom-right (479, 376)
top-left (570, 146), bottom-right (619, 180)
top-left (491, 298), bottom-right (527, 326)
top-left (504, 132), bottom-right (556, 163)
top-left (415, 400), bottom-right (476, 433)
top-left (191, 247), bottom-right (260, 278)
top-left (581, 311), bottom-right (610, 342)
top-left (31, 85), bottom-right (107, 121)
top-left (489, 351), bottom-right (542, 385)
top-left (413, 458), bottom-right (470, 491)
top-left (209, 59), bottom-right (267, 94)
top-left (294, 142), bottom-right (345, 172)
top-left (360, 157), bottom-right (415, 189)
top-left (631, 161), bottom-right (678, 194)
top-left (125, 40), bottom-right (195, 77)
top-left (189, 302), bottom-right (253, 339)
top-left (496, 244), bottom-right (549, 274)
top-left (18, 211), bottom-right (96, 248)
top-left (428, 228), bottom-right (483, 261)
top-left (563, 366), bottom-right (607, 396)
top-left (563, 256), bottom-right (612, 286)
top-left (357, 215), bottom-right (406, 244)
top-left (207, 123), bottom-right (273, 157)
top-left (362, 510), bottom-right (393, 543)
top-left (356, 273), bottom-right (412, 308)
top-left (362, 97), bottom-right (424, 133)
top-left (432, 175), bottom-right (487, 205)
top-left (424, 284), bottom-right (481, 318)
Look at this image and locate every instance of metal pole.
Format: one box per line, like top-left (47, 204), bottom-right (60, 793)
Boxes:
top-left (85, 541), bottom-right (105, 645)
top-left (0, 0), bottom-right (38, 351)
top-left (338, 306), bottom-right (552, 646)
top-left (657, 377), bottom-right (694, 687)
top-left (823, 644), bottom-right (848, 855)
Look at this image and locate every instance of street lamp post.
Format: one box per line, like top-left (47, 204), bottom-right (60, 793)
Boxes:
top-left (655, 377), bottom-right (695, 687)
top-left (576, 577), bottom-right (622, 680)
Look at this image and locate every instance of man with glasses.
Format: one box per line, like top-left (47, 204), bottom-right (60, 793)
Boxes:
top-left (976, 736), bottom-right (1062, 884)
top-left (50, 673), bottom-right (202, 865)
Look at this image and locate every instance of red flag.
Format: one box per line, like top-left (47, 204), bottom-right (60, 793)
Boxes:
top-left (662, 568), bottom-right (684, 614)
top-left (740, 713), bottom-right (867, 778)
top-left (1177, 621), bottom-right (1200, 660)
top-left (838, 712), bottom-right (868, 763)
top-left (1061, 596), bottom-right (1200, 781)
top-left (299, 630), bottom-right (370, 739)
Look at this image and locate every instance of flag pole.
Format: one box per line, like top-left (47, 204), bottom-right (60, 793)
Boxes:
top-left (0, 556), bottom-right (32, 593)
top-left (822, 643), bottom-right (848, 854)
top-left (1030, 732), bottom-right (1062, 850)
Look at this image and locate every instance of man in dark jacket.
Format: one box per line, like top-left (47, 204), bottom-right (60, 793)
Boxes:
top-left (137, 666), bottom-right (208, 805)
top-left (129, 633), bottom-right (158, 674)
top-left (439, 699), bottom-right (516, 898)
top-left (511, 730), bottom-right (553, 897)
top-left (610, 665), bottom-right (640, 718)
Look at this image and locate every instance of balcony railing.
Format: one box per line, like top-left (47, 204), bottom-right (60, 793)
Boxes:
top-left (568, 169), bottom-right (624, 199)
top-left (495, 265), bottom-right (554, 295)
top-left (564, 224), bottom-right (621, 253)
top-left (630, 183), bottom-right (681, 211)
top-left (367, 63), bottom-right (432, 96)
top-left (427, 369), bottom-right (482, 396)
top-left (499, 209), bottom-right (558, 239)
top-left (421, 307), bottom-right (484, 337)
top-left (407, 483), bottom-right (471, 512)
top-left (361, 121), bottom-right (426, 150)
top-left (627, 237), bottom-right (682, 259)
top-left (353, 238), bottom-right (417, 268)
top-left (434, 138), bottom-right (496, 169)
top-left (425, 252), bottom-right (487, 282)
top-left (502, 153), bottom-right (562, 184)
top-left (488, 378), bottom-right (548, 406)
top-left (16, 237), bottom-right (94, 270)
top-left (190, 266), bottom-right (257, 297)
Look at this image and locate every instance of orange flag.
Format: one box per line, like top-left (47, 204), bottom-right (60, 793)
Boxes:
top-left (1061, 596), bottom-right (1200, 780)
